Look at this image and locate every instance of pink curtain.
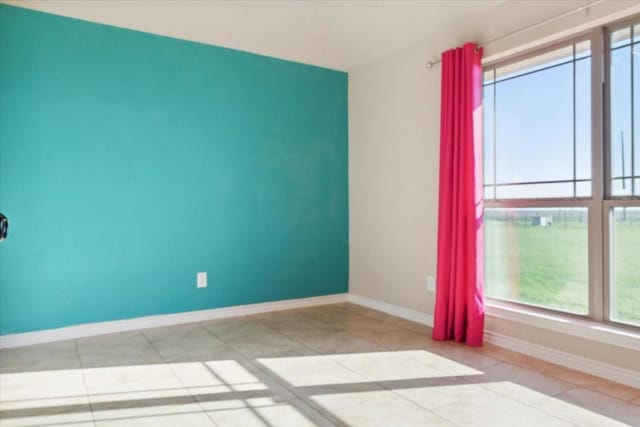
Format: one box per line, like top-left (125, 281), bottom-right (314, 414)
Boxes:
top-left (432, 42), bottom-right (484, 347)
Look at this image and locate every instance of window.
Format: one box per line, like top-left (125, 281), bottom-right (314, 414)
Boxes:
top-left (483, 20), bottom-right (640, 328)
top-left (607, 23), bottom-right (640, 327)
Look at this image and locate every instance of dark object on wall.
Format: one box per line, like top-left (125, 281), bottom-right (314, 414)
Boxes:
top-left (0, 213), bottom-right (7, 241)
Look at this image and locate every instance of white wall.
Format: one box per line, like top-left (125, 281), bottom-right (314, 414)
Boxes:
top-left (349, 0), bottom-right (640, 369)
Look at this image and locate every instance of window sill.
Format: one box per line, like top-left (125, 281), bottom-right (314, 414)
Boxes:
top-left (485, 300), bottom-right (640, 352)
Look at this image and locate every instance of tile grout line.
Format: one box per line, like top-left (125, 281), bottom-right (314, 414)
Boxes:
top-left (186, 325), bottom-right (275, 427)
top-left (341, 304), bottom-right (638, 414)
top-left (487, 349), bottom-right (636, 400)
top-left (340, 309), bottom-right (490, 426)
top-left (300, 309), bottom-right (464, 426)
top-left (137, 328), bottom-right (218, 426)
top-left (298, 305), bottom-right (580, 427)
top-left (242, 305), bottom-right (458, 426)
top-left (73, 339), bottom-right (98, 426)
top-left (142, 322), bottom-right (336, 427)
top-left (196, 319), bottom-right (341, 427)
top-left (345, 317), bottom-right (581, 426)
top-left (543, 375), bottom-right (639, 403)
top-left (485, 361), bottom-right (581, 401)
top-left (199, 315), bottom-right (347, 425)
top-left (359, 331), bottom-right (579, 424)
top-left (527, 384), bottom-right (640, 427)
top-left (477, 348), bottom-right (639, 404)
top-left (325, 362), bottom-right (460, 427)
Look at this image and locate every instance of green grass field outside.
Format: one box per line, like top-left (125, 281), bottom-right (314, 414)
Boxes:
top-left (485, 209), bottom-right (639, 326)
top-left (611, 218), bottom-right (640, 324)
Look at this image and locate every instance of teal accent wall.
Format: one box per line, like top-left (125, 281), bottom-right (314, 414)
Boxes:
top-left (0, 5), bottom-right (348, 334)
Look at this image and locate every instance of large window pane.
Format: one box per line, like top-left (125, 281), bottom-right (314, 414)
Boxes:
top-left (610, 207), bottom-right (640, 326)
top-left (610, 31), bottom-right (636, 196)
top-left (495, 62), bottom-right (574, 185)
top-left (484, 42), bottom-right (592, 200)
top-left (485, 207), bottom-right (589, 314)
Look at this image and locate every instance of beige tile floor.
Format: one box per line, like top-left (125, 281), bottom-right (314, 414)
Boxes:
top-left (1, 303), bottom-right (639, 427)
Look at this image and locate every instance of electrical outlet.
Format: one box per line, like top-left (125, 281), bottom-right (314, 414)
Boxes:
top-left (427, 276), bottom-right (436, 292)
top-left (197, 272), bottom-right (207, 288)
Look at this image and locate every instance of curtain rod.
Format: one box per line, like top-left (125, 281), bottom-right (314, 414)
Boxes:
top-left (425, 0), bottom-right (606, 69)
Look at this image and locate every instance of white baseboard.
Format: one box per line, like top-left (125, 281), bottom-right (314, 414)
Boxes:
top-left (346, 293), bottom-right (640, 390)
top-left (347, 293), bottom-right (434, 326)
top-left (485, 330), bottom-right (640, 389)
top-left (0, 293), bottom-right (348, 349)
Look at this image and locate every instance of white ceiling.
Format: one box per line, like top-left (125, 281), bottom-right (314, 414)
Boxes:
top-left (2, 0), bottom-right (507, 71)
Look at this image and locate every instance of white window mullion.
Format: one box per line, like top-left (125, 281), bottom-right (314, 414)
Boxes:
top-left (591, 28), bottom-right (606, 322)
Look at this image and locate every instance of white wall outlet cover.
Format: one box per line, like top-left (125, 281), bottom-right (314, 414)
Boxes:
top-left (427, 276), bottom-right (436, 292)
top-left (197, 272), bottom-right (207, 288)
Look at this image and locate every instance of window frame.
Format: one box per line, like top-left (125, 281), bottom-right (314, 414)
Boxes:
top-left (481, 21), bottom-right (640, 331)
top-left (603, 16), bottom-right (640, 329)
